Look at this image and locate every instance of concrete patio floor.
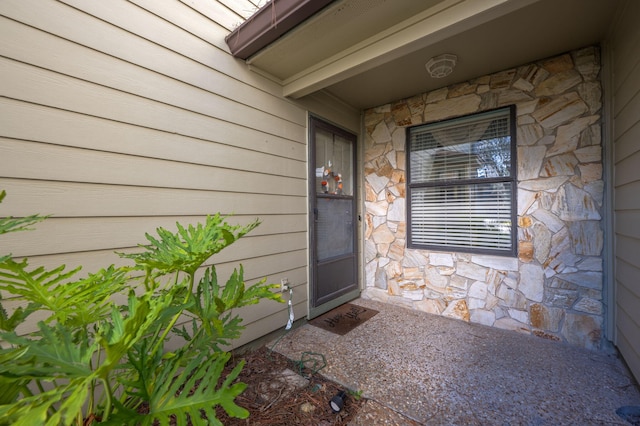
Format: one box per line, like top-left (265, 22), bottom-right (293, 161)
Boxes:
top-left (270, 298), bottom-right (640, 425)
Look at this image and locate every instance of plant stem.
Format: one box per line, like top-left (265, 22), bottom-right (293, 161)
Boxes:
top-left (100, 377), bottom-right (113, 422)
top-left (35, 379), bottom-right (45, 394)
top-left (20, 382), bottom-right (34, 398)
top-left (150, 270), bottom-right (195, 358)
top-left (186, 270), bottom-right (195, 295)
top-left (143, 266), bottom-right (153, 292)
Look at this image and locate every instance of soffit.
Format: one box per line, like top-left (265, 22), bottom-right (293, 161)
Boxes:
top-left (247, 0), bottom-right (445, 78)
top-left (241, 0), bottom-right (621, 110)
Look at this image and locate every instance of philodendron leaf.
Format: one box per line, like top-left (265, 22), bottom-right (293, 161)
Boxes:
top-left (0, 387), bottom-right (60, 426)
top-left (0, 299), bottom-right (26, 333)
top-left (220, 266), bottom-right (245, 311)
top-left (0, 377), bottom-right (91, 426)
top-left (0, 376), bottom-right (25, 405)
top-left (118, 215), bottom-right (260, 276)
top-left (0, 259), bottom-right (79, 313)
top-left (0, 190), bottom-right (48, 263)
top-left (0, 322), bottom-right (96, 381)
top-left (0, 190), bottom-right (49, 237)
top-left (115, 336), bottom-right (164, 413)
top-left (213, 313), bottom-right (244, 349)
top-left (236, 276), bottom-right (284, 308)
top-left (0, 322), bottom-right (97, 425)
top-left (139, 351), bottom-right (248, 426)
top-left (0, 259), bottom-right (128, 327)
top-left (193, 267), bottom-right (221, 315)
top-left (220, 266), bottom-right (284, 311)
top-left (183, 265), bottom-right (284, 352)
top-left (60, 266), bottom-right (129, 327)
top-left (97, 290), bottom-right (173, 375)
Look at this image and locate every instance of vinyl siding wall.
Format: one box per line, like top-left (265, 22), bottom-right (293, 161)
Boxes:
top-left (0, 0), bottom-right (359, 347)
top-left (611, 0), bottom-right (640, 381)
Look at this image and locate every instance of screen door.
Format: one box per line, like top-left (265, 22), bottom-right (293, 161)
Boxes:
top-left (309, 116), bottom-right (359, 317)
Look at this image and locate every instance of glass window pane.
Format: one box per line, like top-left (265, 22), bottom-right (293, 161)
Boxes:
top-left (410, 183), bottom-right (513, 250)
top-left (407, 106), bottom-right (515, 255)
top-left (410, 109), bottom-right (512, 184)
top-left (315, 129), bottom-right (353, 196)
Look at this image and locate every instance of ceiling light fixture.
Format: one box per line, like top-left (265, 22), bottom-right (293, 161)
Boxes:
top-left (425, 54), bottom-right (457, 78)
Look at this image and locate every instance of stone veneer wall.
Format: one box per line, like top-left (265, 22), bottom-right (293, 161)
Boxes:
top-left (362, 47), bottom-right (605, 350)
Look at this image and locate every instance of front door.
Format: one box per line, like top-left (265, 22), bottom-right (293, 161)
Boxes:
top-left (309, 116), bottom-right (359, 318)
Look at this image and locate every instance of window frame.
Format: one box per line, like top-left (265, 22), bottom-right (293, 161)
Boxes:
top-left (406, 105), bottom-right (518, 257)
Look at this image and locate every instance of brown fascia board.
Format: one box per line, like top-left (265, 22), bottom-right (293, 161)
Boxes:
top-left (225, 0), bottom-right (335, 60)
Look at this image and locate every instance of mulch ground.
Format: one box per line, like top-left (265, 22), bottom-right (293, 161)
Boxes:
top-left (215, 346), bottom-right (364, 425)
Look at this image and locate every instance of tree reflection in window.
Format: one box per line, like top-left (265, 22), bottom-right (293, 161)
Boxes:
top-left (407, 106), bottom-right (516, 255)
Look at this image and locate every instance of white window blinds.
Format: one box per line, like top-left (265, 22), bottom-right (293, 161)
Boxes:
top-left (407, 107), bottom-right (516, 255)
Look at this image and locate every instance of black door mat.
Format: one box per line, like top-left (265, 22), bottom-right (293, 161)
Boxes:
top-left (309, 303), bottom-right (378, 335)
top-left (617, 406), bottom-right (640, 425)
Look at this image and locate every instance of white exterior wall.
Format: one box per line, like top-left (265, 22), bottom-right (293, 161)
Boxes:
top-left (611, 0), bottom-right (640, 381)
top-left (0, 0), bottom-right (359, 347)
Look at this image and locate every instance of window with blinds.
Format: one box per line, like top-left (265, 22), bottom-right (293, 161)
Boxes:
top-left (406, 106), bottom-right (517, 256)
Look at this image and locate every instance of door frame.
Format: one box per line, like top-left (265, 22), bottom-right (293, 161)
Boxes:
top-left (308, 115), bottom-right (361, 319)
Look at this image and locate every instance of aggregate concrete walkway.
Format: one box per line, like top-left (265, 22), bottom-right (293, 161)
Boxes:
top-left (271, 299), bottom-right (640, 425)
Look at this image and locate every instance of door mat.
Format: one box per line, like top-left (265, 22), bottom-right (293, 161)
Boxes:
top-left (309, 303), bottom-right (378, 335)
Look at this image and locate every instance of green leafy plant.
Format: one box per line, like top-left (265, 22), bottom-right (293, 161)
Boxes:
top-left (347, 388), bottom-right (363, 400)
top-left (0, 190), bottom-right (284, 425)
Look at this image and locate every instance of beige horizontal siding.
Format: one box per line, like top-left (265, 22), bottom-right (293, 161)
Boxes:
top-left (615, 86), bottom-right (640, 138)
top-left (616, 302), bottom-right (640, 378)
top-left (0, 0), bottom-right (349, 349)
top-left (9, 219), bottom-right (307, 262)
top-left (174, 0), bottom-right (247, 31)
top-left (2, 215), bottom-right (307, 257)
top-left (0, 99), bottom-right (306, 170)
top-left (617, 333), bottom-right (640, 384)
top-left (1, 179), bottom-right (305, 217)
top-left (1, 57), bottom-right (304, 145)
top-left (615, 211), bottom-right (640, 240)
top-left (0, 139), bottom-right (305, 196)
top-left (612, 0), bottom-right (640, 382)
top-left (615, 150), bottom-right (640, 186)
top-left (2, 0), bottom-right (285, 97)
top-left (614, 114), bottom-right (640, 160)
top-left (613, 235), bottom-right (640, 273)
top-left (613, 180), bottom-right (640, 210)
top-left (214, 0), bottom-right (260, 21)
top-left (0, 6), bottom-right (305, 133)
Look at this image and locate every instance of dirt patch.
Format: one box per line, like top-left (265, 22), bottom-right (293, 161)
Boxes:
top-left (216, 346), bottom-right (364, 425)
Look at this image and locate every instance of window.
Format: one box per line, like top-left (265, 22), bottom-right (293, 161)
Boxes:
top-left (406, 106), bottom-right (517, 256)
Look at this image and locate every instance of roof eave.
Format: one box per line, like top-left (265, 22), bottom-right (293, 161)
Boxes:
top-left (225, 0), bottom-right (334, 60)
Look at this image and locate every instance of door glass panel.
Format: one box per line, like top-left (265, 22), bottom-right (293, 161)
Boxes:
top-left (315, 129), bottom-right (353, 196)
top-left (316, 198), bottom-right (353, 261)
